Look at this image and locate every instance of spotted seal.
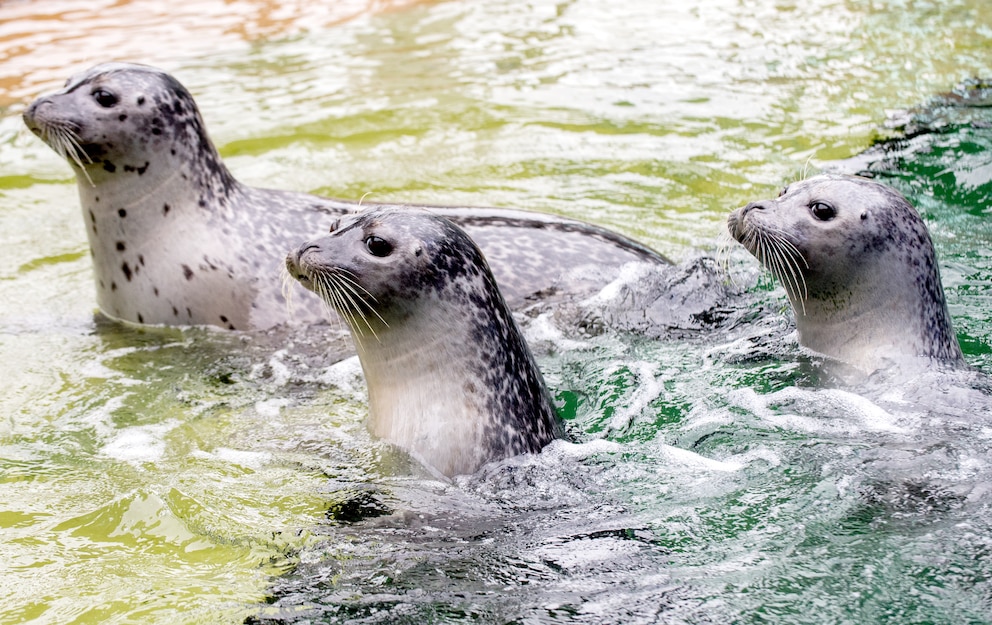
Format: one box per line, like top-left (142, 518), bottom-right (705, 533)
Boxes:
top-left (22, 62), bottom-right (668, 330)
top-left (286, 207), bottom-right (562, 476)
top-left (727, 174), bottom-right (964, 372)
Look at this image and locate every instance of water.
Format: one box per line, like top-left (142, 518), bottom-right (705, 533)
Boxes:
top-left (1, 0), bottom-right (992, 623)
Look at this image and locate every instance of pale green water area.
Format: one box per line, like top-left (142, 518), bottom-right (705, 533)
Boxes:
top-left (2, 0), bottom-right (992, 623)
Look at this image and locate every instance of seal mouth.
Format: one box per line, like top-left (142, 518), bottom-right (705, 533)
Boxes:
top-left (729, 204), bottom-right (810, 313)
top-left (286, 244), bottom-right (319, 285)
top-left (286, 243), bottom-right (388, 341)
top-left (23, 102), bottom-right (95, 185)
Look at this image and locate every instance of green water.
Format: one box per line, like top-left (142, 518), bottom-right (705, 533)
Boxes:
top-left (1, 0), bottom-right (992, 623)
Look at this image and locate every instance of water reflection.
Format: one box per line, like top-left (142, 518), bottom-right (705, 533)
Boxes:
top-left (2, 0), bottom-right (992, 623)
top-left (0, 0), bottom-right (429, 104)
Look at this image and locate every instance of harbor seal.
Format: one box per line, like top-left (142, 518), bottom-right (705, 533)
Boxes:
top-left (22, 62), bottom-right (668, 330)
top-left (286, 207), bottom-right (562, 477)
top-left (727, 174), bottom-right (964, 373)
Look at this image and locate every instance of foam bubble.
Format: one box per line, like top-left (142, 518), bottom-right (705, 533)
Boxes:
top-left (100, 422), bottom-right (177, 464)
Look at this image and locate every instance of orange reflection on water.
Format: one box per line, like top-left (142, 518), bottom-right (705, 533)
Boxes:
top-left (0, 0), bottom-right (431, 105)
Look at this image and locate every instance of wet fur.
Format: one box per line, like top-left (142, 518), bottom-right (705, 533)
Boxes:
top-left (287, 208), bottom-right (562, 476)
top-left (23, 62), bottom-right (668, 330)
top-left (727, 174), bottom-right (963, 372)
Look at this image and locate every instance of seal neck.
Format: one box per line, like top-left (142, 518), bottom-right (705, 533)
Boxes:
top-left (75, 145), bottom-right (241, 219)
top-left (794, 263), bottom-right (962, 372)
top-left (353, 290), bottom-right (558, 477)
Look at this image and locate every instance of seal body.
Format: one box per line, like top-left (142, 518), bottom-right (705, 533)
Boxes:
top-left (727, 174), bottom-right (963, 372)
top-left (23, 62), bottom-right (668, 330)
top-left (286, 208), bottom-right (562, 477)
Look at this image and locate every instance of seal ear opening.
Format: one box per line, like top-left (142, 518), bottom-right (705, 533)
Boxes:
top-left (861, 211), bottom-right (870, 221)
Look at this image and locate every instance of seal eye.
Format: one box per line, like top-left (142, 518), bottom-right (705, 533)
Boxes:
top-left (92, 89), bottom-right (118, 108)
top-left (810, 201), bottom-right (836, 221)
top-left (365, 235), bottom-right (393, 257)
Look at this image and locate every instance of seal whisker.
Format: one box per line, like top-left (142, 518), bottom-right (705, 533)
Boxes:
top-left (767, 235), bottom-right (808, 316)
top-left (800, 155), bottom-right (815, 182)
top-left (756, 229), bottom-right (807, 315)
top-left (23, 62), bottom-right (670, 331)
top-left (280, 268), bottom-right (298, 317)
top-left (761, 227), bottom-right (810, 304)
top-left (315, 271), bottom-right (380, 345)
top-left (744, 221), bottom-right (810, 315)
top-left (752, 230), bottom-right (787, 290)
top-left (331, 274), bottom-right (382, 343)
top-left (728, 174), bottom-right (964, 373)
top-left (332, 270), bottom-right (390, 330)
top-left (51, 124), bottom-right (95, 187)
top-left (286, 207), bottom-right (562, 477)
top-left (312, 272), bottom-right (359, 344)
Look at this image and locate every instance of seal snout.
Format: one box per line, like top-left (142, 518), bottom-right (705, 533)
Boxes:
top-left (22, 98), bottom-right (51, 134)
top-left (741, 201), bottom-right (768, 217)
top-left (286, 243), bottom-right (321, 284)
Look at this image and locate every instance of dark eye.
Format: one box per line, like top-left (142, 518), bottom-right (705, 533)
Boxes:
top-left (810, 201), bottom-right (836, 221)
top-left (92, 89), bottom-right (118, 108)
top-left (778, 186), bottom-right (789, 198)
top-left (365, 235), bottom-right (392, 257)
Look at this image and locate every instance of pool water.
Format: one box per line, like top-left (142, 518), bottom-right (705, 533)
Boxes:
top-left (1, 0), bottom-right (991, 623)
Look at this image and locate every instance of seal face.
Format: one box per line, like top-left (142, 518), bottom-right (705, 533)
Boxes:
top-left (23, 62), bottom-right (668, 330)
top-left (727, 174), bottom-right (964, 372)
top-left (287, 208), bottom-right (562, 477)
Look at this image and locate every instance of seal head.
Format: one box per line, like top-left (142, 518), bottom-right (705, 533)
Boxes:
top-left (22, 62), bottom-right (281, 328)
top-left (287, 208), bottom-right (562, 476)
top-left (23, 62), bottom-right (671, 331)
top-left (728, 174), bottom-right (963, 372)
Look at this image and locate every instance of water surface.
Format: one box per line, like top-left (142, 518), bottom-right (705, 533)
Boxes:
top-left (1, 0), bottom-right (991, 623)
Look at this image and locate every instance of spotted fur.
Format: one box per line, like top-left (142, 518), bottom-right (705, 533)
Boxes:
top-left (287, 208), bottom-right (562, 476)
top-left (727, 174), bottom-right (964, 372)
top-left (23, 62), bottom-right (668, 330)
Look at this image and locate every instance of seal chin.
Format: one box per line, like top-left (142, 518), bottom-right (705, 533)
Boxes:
top-left (287, 208), bottom-right (562, 477)
top-left (730, 174), bottom-right (963, 372)
top-left (24, 62), bottom-right (671, 330)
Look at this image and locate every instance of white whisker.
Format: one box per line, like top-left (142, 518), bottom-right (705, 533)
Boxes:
top-left (749, 224), bottom-right (810, 315)
top-left (334, 269), bottom-right (389, 329)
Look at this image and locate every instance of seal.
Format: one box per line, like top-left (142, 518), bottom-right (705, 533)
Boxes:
top-left (286, 207), bottom-right (562, 477)
top-left (727, 174), bottom-right (964, 373)
top-left (22, 62), bottom-right (668, 330)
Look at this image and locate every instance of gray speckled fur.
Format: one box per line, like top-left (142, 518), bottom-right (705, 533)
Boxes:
top-left (727, 174), bottom-right (963, 372)
top-left (287, 208), bottom-right (562, 477)
top-left (23, 62), bottom-right (667, 330)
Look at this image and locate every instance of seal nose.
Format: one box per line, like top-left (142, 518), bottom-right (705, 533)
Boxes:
top-left (22, 98), bottom-right (49, 133)
top-left (286, 243), bottom-right (320, 282)
top-left (741, 201), bottom-right (768, 217)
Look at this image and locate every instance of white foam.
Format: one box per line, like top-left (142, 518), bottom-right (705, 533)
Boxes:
top-left (601, 360), bottom-right (665, 435)
top-left (212, 447), bottom-right (273, 469)
top-left (580, 261), bottom-right (656, 307)
top-left (543, 437), bottom-right (623, 460)
top-left (255, 398), bottom-right (292, 418)
top-left (317, 355), bottom-right (366, 399)
top-left (100, 422), bottom-right (177, 464)
top-left (250, 349), bottom-right (292, 386)
top-left (521, 312), bottom-right (591, 351)
top-left (727, 386), bottom-right (909, 436)
top-left (81, 394), bottom-right (130, 439)
top-left (653, 442), bottom-right (743, 472)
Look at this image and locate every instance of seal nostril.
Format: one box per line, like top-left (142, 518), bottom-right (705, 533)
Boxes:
top-left (741, 201), bottom-right (766, 217)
